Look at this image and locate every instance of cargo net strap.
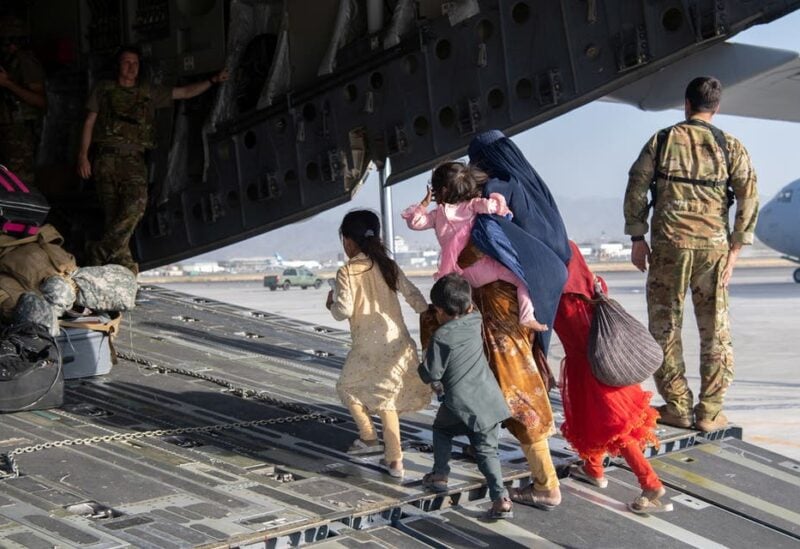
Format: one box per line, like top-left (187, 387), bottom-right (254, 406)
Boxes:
top-left (0, 352), bottom-right (336, 479)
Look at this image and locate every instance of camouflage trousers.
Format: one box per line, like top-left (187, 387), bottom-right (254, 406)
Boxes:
top-left (647, 246), bottom-right (733, 420)
top-left (88, 152), bottom-right (148, 274)
top-left (0, 122), bottom-right (36, 184)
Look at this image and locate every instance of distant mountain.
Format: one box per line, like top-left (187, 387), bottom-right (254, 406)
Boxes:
top-left (557, 196), bottom-right (626, 244)
top-left (187, 191), bottom-right (776, 263)
top-left (187, 193), bottom-right (626, 263)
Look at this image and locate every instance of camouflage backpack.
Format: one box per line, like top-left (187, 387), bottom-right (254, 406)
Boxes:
top-left (649, 119), bottom-right (734, 210)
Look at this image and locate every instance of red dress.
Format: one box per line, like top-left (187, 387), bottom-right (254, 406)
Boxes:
top-left (555, 242), bottom-right (659, 460)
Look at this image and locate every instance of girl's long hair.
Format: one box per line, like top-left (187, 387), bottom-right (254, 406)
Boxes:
top-left (340, 210), bottom-right (399, 292)
top-left (430, 161), bottom-right (489, 204)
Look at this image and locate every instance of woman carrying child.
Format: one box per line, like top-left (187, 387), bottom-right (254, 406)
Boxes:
top-left (556, 241), bottom-right (672, 514)
top-left (462, 130), bottom-right (572, 509)
top-left (326, 210), bottom-right (431, 478)
top-left (402, 161), bottom-right (548, 332)
top-left (418, 153), bottom-right (562, 510)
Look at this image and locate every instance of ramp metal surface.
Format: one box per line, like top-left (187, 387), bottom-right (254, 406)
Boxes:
top-left (0, 287), bottom-right (797, 548)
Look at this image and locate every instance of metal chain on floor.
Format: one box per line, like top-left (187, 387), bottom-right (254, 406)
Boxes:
top-left (0, 412), bottom-right (322, 480)
top-left (115, 350), bottom-right (328, 416)
top-left (0, 351), bottom-right (338, 480)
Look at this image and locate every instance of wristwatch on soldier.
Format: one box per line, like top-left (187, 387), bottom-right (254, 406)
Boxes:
top-left (631, 235), bottom-right (645, 242)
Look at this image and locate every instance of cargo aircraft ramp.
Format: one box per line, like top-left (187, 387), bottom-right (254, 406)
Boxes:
top-left (0, 287), bottom-right (798, 548)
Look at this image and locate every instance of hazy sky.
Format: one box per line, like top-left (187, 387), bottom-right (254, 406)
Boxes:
top-left (198, 10), bottom-right (800, 261)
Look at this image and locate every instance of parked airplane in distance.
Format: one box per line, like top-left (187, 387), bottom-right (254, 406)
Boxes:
top-left (755, 179), bottom-right (800, 283)
top-left (274, 253), bottom-right (323, 270)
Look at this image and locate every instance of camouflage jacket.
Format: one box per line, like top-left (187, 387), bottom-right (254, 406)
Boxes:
top-left (624, 118), bottom-right (759, 250)
top-left (0, 50), bottom-right (44, 125)
top-left (87, 80), bottom-right (171, 150)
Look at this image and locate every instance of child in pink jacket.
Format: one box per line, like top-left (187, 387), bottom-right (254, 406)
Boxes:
top-left (402, 161), bottom-right (547, 332)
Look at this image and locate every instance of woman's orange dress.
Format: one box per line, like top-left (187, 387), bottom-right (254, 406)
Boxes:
top-left (421, 245), bottom-right (554, 444)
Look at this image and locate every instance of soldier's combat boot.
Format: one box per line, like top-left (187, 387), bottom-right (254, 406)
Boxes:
top-left (654, 404), bottom-right (692, 429)
top-left (695, 411), bottom-right (729, 433)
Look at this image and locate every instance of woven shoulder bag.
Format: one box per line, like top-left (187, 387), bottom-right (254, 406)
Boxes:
top-left (587, 281), bottom-right (663, 387)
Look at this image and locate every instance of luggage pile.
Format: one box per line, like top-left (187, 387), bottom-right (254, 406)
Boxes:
top-left (0, 165), bottom-right (136, 412)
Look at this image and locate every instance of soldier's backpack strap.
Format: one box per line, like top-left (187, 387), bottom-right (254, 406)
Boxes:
top-left (648, 126), bottom-right (672, 209)
top-left (650, 120), bottom-right (734, 209)
top-left (685, 119), bottom-right (735, 208)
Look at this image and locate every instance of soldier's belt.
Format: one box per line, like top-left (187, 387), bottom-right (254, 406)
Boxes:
top-left (96, 145), bottom-right (145, 156)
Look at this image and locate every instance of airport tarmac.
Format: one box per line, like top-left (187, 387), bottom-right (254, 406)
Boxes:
top-left (162, 265), bottom-right (800, 461)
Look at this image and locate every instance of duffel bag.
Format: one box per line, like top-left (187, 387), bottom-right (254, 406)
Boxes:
top-left (588, 281), bottom-right (663, 387)
top-left (71, 265), bottom-right (137, 311)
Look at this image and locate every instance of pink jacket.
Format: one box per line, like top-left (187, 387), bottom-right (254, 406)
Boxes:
top-left (401, 193), bottom-right (510, 279)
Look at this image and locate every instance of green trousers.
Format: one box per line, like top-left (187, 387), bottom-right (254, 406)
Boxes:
top-left (88, 151), bottom-right (148, 274)
top-left (647, 246), bottom-right (733, 420)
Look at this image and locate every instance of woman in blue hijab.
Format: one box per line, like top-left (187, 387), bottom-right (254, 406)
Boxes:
top-left (421, 130), bottom-right (571, 510)
top-left (468, 129), bottom-right (571, 355)
top-left (468, 130), bottom-right (571, 509)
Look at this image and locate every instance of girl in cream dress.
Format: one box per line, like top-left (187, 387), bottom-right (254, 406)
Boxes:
top-left (326, 210), bottom-right (431, 478)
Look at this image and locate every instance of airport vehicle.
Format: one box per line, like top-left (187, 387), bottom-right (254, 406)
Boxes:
top-left (755, 178), bottom-right (800, 282)
top-left (2, 2), bottom-right (799, 547)
top-left (263, 267), bottom-right (324, 291)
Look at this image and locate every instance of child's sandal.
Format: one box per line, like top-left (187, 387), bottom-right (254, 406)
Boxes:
top-left (347, 438), bottom-right (383, 455)
top-left (628, 487), bottom-right (674, 514)
top-left (628, 496), bottom-right (674, 514)
top-left (486, 497), bottom-right (513, 520)
top-left (421, 472), bottom-right (448, 492)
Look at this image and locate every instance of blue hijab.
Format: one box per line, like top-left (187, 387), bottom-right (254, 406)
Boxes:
top-left (468, 130), bottom-right (571, 355)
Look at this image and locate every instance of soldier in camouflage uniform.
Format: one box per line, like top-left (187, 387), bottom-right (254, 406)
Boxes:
top-left (623, 76), bottom-right (759, 433)
top-left (77, 46), bottom-right (228, 274)
top-left (0, 16), bottom-right (46, 184)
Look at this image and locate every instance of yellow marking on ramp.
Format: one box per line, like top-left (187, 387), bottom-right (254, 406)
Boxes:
top-left (564, 479), bottom-right (727, 549)
top-left (653, 458), bottom-right (800, 526)
top-left (693, 444), bottom-right (800, 488)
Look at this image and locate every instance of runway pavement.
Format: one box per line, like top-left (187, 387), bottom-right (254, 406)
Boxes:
top-left (162, 265), bottom-right (800, 461)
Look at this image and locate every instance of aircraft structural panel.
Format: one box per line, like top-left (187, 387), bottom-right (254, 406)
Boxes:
top-left (23, 0), bottom-right (800, 269)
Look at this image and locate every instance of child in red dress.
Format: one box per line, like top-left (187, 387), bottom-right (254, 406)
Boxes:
top-left (555, 241), bottom-right (672, 514)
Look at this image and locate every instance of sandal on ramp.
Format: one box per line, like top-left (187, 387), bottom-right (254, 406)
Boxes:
top-left (509, 485), bottom-right (561, 511)
top-left (628, 487), bottom-right (674, 514)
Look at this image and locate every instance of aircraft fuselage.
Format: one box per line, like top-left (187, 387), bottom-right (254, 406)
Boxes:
top-left (756, 179), bottom-right (800, 259)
